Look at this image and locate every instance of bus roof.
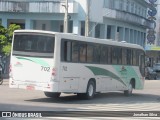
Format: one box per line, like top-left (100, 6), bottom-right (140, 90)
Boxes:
top-left (14, 30), bottom-right (144, 51)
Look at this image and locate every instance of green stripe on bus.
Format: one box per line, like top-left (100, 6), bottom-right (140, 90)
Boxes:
top-left (113, 66), bottom-right (143, 89)
top-left (16, 57), bottom-right (50, 67)
top-left (86, 66), bottom-right (126, 86)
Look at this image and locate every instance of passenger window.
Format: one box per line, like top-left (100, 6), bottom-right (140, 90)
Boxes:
top-left (117, 48), bottom-right (122, 64)
top-left (72, 42), bottom-right (79, 62)
top-left (127, 49), bottom-right (132, 65)
top-left (93, 45), bottom-right (100, 63)
top-left (108, 46), bottom-right (112, 64)
top-left (112, 47), bottom-right (118, 64)
top-left (100, 46), bottom-right (108, 64)
top-left (87, 44), bottom-right (94, 63)
top-left (122, 48), bottom-right (127, 65)
top-left (62, 41), bottom-right (71, 62)
top-left (79, 43), bottom-right (87, 62)
top-left (133, 50), bottom-right (137, 65)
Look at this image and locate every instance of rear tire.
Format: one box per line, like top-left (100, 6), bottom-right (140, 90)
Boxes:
top-left (124, 81), bottom-right (133, 96)
top-left (0, 77), bottom-right (3, 85)
top-left (154, 75), bottom-right (157, 80)
top-left (44, 92), bottom-right (61, 98)
top-left (78, 80), bottom-right (95, 100)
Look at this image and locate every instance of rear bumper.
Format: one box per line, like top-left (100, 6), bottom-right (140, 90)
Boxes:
top-left (9, 78), bottom-right (59, 92)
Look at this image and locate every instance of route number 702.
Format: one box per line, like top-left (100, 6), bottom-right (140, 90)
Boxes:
top-left (41, 66), bottom-right (50, 72)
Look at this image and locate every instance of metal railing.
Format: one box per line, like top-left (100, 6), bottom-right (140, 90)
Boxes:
top-left (103, 8), bottom-right (152, 28)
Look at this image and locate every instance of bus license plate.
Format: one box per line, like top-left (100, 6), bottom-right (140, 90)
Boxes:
top-left (26, 85), bottom-right (35, 90)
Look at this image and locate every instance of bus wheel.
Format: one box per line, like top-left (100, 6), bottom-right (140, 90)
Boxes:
top-left (44, 92), bottom-right (61, 98)
top-left (85, 80), bottom-right (95, 99)
top-left (124, 82), bottom-right (133, 96)
top-left (0, 75), bottom-right (3, 85)
top-left (0, 78), bottom-right (3, 85)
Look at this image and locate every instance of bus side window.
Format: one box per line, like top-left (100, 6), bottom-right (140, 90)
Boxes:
top-left (127, 49), bottom-right (132, 65)
top-left (65, 41), bottom-right (72, 62)
top-left (122, 48), bottom-right (127, 65)
top-left (117, 48), bottom-right (122, 65)
top-left (112, 47), bottom-right (118, 64)
top-left (100, 46), bottom-right (108, 64)
top-left (72, 42), bottom-right (79, 62)
top-left (87, 44), bottom-right (94, 63)
top-left (93, 44), bottom-right (100, 63)
top-left (46, 38), bottom-right (54, 53)
top-left (37, 36), bottom-right (45, 52)
top-left (108, 46), bottom-right (112, 64)
top-left (61, 40), bottom-right (71, 62)
top-left (79, 42), bottom-right (87, 62)
top-left (133, 50), bottom-right (137, 66)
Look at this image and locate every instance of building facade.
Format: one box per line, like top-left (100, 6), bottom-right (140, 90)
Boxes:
top-left (0, 0), bottom-right (151, 45)
top-left (0, 0), bottom-right (152, 76)
top-left (145, 0), bottom-right (160, 66)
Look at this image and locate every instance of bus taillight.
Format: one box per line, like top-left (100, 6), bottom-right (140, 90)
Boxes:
top-left (52, 68), bottom-right (56, 76)
top-left (9, 64), bottom-right (12, 72)
top-left (9, 64), bottom-right (13, 78)
top-left (9, 64), bottom-right (12, 77)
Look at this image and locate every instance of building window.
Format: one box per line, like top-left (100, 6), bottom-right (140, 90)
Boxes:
top-left (95, 24), bottom-right (100, 38)
top-left (126, 0), bottom-right (130, 12)
top-left (81, 21), bottom-right (85, 36)
top-left (138, 6), bottom-right (141, 16)
top-left (42, 24), bottom-right (46, 30)
top-left (107, 25), bottom-right (111, 39)
top-left (119, 0), bottom-right (124, 10)
top-left (60, 24), bottom-right (63, 32)
top-left (135, 4), bottom-right (137, 14)
top-left (131, 2), bottom-right (134, 13)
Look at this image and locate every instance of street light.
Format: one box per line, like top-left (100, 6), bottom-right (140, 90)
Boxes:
top-left (63, 0), bottom-right (68, 33)
top-left (85, 0), bottom-right (89, 37)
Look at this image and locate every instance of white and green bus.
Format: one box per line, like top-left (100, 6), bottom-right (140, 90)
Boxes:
top-left (9, 30), bottom-right (145, 99)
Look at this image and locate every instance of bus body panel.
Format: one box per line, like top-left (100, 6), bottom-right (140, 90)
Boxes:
top-left (59, 62), bottom-right (144, 93)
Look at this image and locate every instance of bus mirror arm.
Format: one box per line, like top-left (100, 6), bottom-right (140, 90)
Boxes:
top-left (120, 69), bottom-right (127, 72)
top-left (120, 66), bottom-right (127, 72)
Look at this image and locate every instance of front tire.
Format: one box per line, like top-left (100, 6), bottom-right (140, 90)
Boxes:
top-left (44, 92), bottom-right (61, 98)
top-left (124, 82), bottom-right (133, 96)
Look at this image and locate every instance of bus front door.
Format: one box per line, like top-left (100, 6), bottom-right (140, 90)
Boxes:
top-left (119, 66), bottom-right (128, 85)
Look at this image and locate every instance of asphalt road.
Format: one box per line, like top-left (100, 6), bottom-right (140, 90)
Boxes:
top-left (0, 79), bottom-right (160, 119)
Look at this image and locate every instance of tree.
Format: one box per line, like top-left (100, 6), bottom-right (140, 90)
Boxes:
top-left (0, 24), bottom-right (21, 56)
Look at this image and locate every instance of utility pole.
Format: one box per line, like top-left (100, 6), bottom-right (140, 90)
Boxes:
top-left (85, 0), bottom-right (90, 37)
top-left (63, 0), bottom-right (68, 33)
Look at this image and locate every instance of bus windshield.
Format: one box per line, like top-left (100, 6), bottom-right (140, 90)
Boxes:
top-left (13, 34), bottom-right (55, 58)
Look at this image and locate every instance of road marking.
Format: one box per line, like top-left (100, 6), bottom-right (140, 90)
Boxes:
top-left (76, 102), bottom-right (160, 111)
